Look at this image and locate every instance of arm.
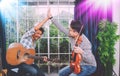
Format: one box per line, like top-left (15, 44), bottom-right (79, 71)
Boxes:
top-left (80, 34), bottom-right (96, 65)
top-left (34, 9), bottom-right (50, 31)
top-left (51, 18), bottom-right (69, 36)
top-left (21, 17), bottom-right (49, 39)
top-left (22, 9), bottom-right (51, 38)
top-left (34, 17), bottom-right (49, 31)
top-left (47, 8), bottom-right (69, 36)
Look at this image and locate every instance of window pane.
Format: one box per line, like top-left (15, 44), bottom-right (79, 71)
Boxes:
top-left (60, 54), bottom-right (69, 63)
top-left (39, 38), bottom-right (48, 53)
top-left (58, 19), bottom-right (69, 37)
top-left (50, 24), bottom-right (58, 37)
top-left (50, 38), bottom-right (58, 53)
top-left (18, 6), bottom-right (27, 19)
top-left (59, 38), bottom-right (70, 53)
top-left (28, 19), bottom-right (36, 28)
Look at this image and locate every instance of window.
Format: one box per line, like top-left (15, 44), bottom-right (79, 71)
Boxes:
top-left (5, 0), bottom-right (75, 73)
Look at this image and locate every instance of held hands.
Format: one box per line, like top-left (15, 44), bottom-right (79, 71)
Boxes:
top-left (73, 46), bottom-right (84, 54)
top-left (34, 8), bottom-right (52, 31)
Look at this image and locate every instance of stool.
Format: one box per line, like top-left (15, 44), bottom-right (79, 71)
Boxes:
top-left (0, 69), bottom-right (7, 76)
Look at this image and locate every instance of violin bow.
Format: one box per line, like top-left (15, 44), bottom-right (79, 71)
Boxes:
top-left (75, 25), bottom-right (84, 45)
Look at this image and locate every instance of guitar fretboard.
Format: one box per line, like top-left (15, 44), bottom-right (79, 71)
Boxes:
top-left (28, 55), bottom-right (60, 62)
top-left (28, 55), bottom-right (43, 60)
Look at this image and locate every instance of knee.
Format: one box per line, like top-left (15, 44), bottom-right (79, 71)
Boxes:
top-left (59, 70), bottom-right (63, 76)
top-left (38, 72), bottom-right (45, 76)
top-left (59, 69), bottom-right (65, 76)
top-left (29, 69), bottom-right (37, 76)
top-left (91, 66), bottom-right (97, 73)
top-left (59, 66), bottom-right (71, 76)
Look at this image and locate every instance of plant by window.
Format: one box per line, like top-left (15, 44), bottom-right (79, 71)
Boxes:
top-left (97, 20), bottom-right (120, 76)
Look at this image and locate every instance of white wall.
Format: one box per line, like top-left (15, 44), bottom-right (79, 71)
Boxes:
top-left (112, 0), bottom-right (120, 76)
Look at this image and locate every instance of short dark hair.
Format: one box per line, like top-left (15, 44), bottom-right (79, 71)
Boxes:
top-left (70, 20), bottom-right (84, 35)
top-left (39, 27), bottom-right (44, 34)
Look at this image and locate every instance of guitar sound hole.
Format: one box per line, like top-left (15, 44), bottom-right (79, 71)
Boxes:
top-left (24, 53), bottom-right (29, 59)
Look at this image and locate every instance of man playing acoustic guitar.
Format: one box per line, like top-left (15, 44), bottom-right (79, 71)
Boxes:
top-left (7, 9), bottom-right (52, 76)
top-left (19, 10), bottom-right (52, 76)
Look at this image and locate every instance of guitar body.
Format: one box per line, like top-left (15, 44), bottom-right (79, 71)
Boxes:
top-left (6, 43), bottom-right (35, 66)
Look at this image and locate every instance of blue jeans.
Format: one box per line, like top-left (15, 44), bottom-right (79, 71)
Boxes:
top-left (59, 65), bottom-right (96, 76)
top-left (18, 63), bottom-right (45, 76)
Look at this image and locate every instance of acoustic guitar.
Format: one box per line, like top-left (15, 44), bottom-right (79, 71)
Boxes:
top-left (6, 43), bottom-right (59, 66)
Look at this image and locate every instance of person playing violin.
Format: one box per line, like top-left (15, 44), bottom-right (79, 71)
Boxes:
top-left (48, 9), bottom-right (97, 76)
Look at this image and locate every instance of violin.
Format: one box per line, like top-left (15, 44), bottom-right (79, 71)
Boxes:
top-left (70, 26), bottom-right (83, 74)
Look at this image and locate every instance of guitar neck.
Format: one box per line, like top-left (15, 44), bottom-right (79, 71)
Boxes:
top-left (28, 55), bottom-right (44, 60)
top-left (28, 55), bottom-right (59, 62)
top-left (28, 55), bottom-right (51, 61)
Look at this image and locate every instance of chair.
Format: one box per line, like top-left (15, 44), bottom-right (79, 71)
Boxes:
top-left (0, 69), bottom-right (7, 76)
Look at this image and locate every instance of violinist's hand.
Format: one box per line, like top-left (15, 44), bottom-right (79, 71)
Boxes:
top-left (43, 56), bottom-right (48, 62)
top-left (74, 46), bottom-right (84, 54)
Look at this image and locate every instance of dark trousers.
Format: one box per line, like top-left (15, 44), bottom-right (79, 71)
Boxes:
top-left (7, 63), bottom-right (45, 76)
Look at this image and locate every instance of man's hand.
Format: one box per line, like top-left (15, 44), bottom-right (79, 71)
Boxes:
top-left (20, 55), bottom-right (29, 62)
top-left (73, 46), bottom-right (84, 54)
top-left (42, 56), bottom-right (48, 62)
top-left (47, 8), bottom-right (52, 19)
top-left (34, 8), bottom-right (52, 31)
